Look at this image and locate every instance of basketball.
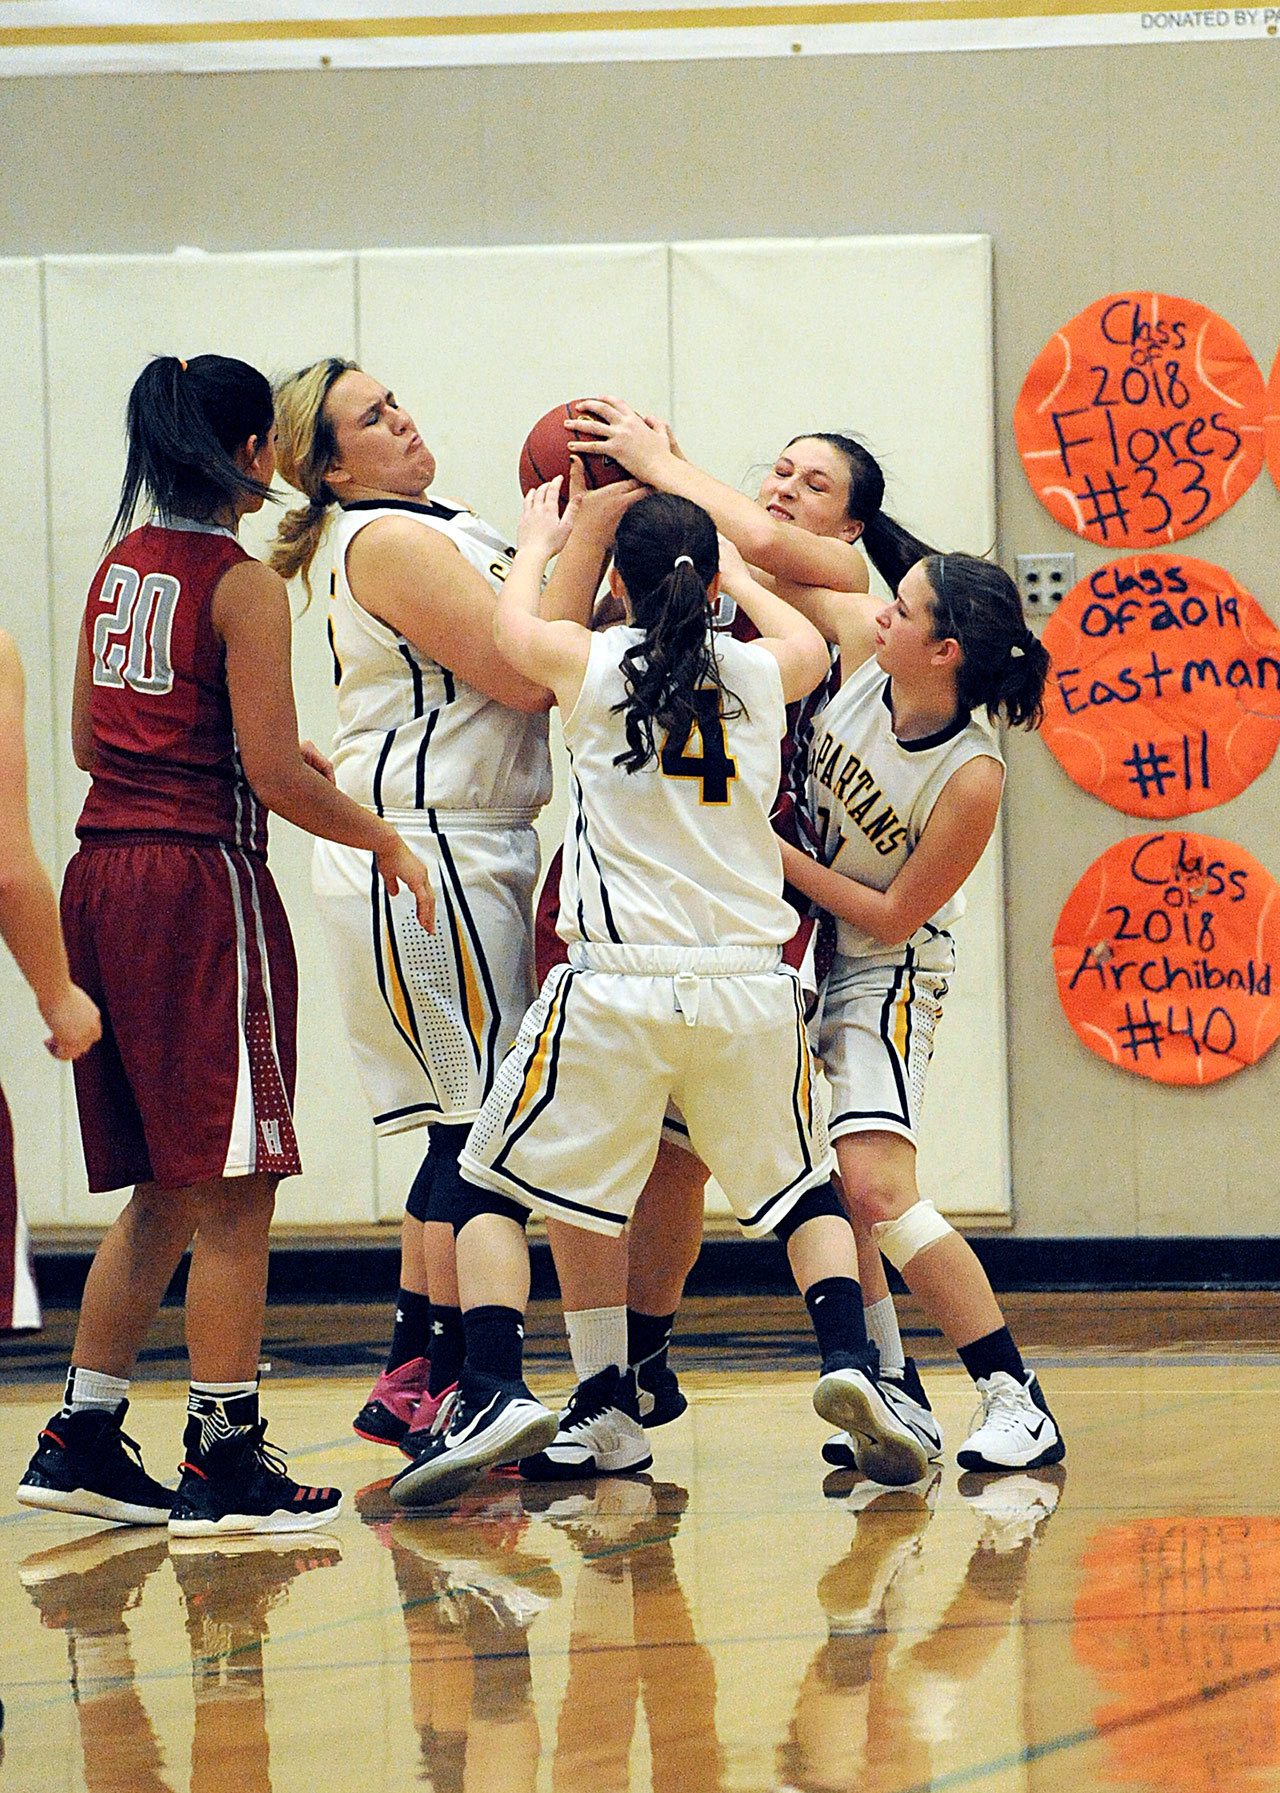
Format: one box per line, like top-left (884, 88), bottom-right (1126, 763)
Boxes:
top-left (518, 399), bottom-right (627, 507)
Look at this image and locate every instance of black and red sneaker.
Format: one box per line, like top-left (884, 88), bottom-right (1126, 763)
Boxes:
top-left (17, 1403), bottom-right (174, 1526)
top-left (168, 1419), bottom-right (342, 1537)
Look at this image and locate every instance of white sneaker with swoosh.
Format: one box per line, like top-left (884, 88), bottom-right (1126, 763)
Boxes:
top-left (957, 1372), bottom-right (1065, 1472)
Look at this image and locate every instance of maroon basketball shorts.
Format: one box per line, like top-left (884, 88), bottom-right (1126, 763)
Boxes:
top-left (62, 836), bottom-right (301, 1193)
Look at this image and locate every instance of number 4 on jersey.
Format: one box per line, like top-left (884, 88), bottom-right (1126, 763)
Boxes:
top-left (661, 688), bottom-right (737, 804)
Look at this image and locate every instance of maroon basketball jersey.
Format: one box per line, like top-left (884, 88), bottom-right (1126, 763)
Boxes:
top-left (76, 519), bottom-right (268, 853)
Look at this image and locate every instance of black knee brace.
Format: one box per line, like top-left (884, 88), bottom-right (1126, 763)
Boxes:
top-left (772, 1178), bottom-right (846, 1245)
top-left (405, 1123), bottom-right (471, 1223)
top-left (450, 1181), bottom-right (530, 1234)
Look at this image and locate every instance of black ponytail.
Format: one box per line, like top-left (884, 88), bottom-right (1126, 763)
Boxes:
top-left (610, 492), bottom-right (743, 776)
top-left (784, 432), bottom-right (938, 592)
top-left (923, 553), bottom-right (1050, 730)
top-left (108, 354), bottom-right (275, 545)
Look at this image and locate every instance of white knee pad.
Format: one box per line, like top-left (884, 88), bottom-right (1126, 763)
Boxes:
top-left (872, 1199), bottom-right (954, 1271)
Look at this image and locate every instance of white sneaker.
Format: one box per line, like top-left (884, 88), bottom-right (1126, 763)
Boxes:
top-left (821, 1359), bottom-right (942, 1472)
top-left (518, 1366), bottom-right (653, 1481)
top-left (813, 1359), bottom-right (931, 1487)
top-left (389, 1369), bottom-right (559, 1508)
top-left (957, 1372), bottom-right (1065, 1472)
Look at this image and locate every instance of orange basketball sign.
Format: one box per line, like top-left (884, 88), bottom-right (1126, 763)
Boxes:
top-left (1053, 833), bottom-right (1280, 1085)
top-left (1042, 556), bottom-right (1280, 818)
top-left (1015, 294), bottom-right (1265, 547)
top-left (1267, 344), bottom-right (1280, 492)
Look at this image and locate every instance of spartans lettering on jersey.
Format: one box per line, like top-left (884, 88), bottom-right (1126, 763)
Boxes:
top-left (809, 726), bottom-right (908, 857)
top-left (489, 556), bottom-right (513, 583)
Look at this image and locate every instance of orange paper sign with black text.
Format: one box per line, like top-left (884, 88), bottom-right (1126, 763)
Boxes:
top-left (1015, 294), bottom-right (1264, 547)
top-left (1053, 833), bottom-right (1280, 1086)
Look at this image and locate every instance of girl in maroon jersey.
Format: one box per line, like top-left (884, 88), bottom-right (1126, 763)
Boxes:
top-left (17, 354), bottom-right (432, 1537)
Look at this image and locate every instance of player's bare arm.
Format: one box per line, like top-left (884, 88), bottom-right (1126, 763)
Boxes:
top-left (346, 514), bottom-right (551, 714)
top-left (213, 558), bottom-right (435, 931)
top-left (0, 631), bottom-right (102, 1059)
top-left (781, 755), bottom-right (1004, 946)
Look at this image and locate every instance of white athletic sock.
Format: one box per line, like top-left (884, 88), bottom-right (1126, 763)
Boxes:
top-left (63, 1366), bottom-right (129, 1415)
top-left (564, 1306), bottom-right (627, 1382)
top-left (864, 1297), bottom-right (907, 1377)
top-left (187, 1378), bottom-right (259, 1454)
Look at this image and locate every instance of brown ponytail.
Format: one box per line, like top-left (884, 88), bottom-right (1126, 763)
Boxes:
top-left (269, 357), bottom-right (357, 598)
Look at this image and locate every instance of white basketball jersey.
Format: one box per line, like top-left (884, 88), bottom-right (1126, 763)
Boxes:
top-left (806, 656), bottom-right (1004, 959)
top-left (557, 627), bottom-right (798, 950)
top-left (325, 499), bottom-right (551, 817)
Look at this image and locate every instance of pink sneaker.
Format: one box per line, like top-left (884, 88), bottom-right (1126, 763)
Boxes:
top-left (352, 1356), bottom-right (430, 1447)
top-left (399, 1383), bottom-right (459, 1460)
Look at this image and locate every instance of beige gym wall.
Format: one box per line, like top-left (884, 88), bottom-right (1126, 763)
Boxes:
top-left (1, 45), bottom-right (1277, 1238)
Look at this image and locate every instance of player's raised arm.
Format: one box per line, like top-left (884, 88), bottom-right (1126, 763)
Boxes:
top-left (493, 480), bottom-right (596, 712)
top-left (715, 536), bottom-right (830, 703)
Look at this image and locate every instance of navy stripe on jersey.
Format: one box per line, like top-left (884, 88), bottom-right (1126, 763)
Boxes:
top-left (414, 707), bottom-right (441, 813)
top-left (371, 728), bottom-right (397, 819)
top-left (374, 1100), bottom-right (440, 1127)
top-left (496, 970), bottom-right (576, 1161)
top-left (569, 768), bottom-right (621, 945)
top-left (397, 642), bottom-right (425, 719)
top-left (433, 820), bottom-right (503, 1091)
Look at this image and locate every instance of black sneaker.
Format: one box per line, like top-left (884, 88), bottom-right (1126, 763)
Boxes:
top-left (17, 1403), bottom-right (174, 1526)
top-left (634, 1358), bottom-right (688, 1429)
top-left (168, 1420), bottom-right (342, 1537)
top-left (518, 1366), bottom-right (653, 1480)
top-left (813, 1351), bottom-right (932, 1488)
top-left (388, 1368), bottom-right (558, 1510)
top-left (822, 1357), bottom-right (943, 1470)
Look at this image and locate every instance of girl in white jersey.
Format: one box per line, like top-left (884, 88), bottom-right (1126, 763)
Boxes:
top-left (389, 485), bottom-right (938, 1510)
top-left (270, 361), bottom-right (551, 1456)
top-left (783, 551), bottom-right (1066, 1475)
top-left (542, 401), bottom-right (936, 1469)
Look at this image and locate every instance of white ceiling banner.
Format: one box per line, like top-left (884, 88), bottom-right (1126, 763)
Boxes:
top-left (1, 0), bottom-right (1276, 74)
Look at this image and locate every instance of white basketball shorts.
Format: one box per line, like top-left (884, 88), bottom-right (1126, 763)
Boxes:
top-left (312, 812), bottom-right (539, 1134)
top-left (819, 932), bottom-right (954, 1146)
top-left (460, 943), bottom-right (834, 1237)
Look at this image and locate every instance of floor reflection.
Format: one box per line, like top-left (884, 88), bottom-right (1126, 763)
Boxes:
top-left (780, 1466), bottom-right (1065, 1791)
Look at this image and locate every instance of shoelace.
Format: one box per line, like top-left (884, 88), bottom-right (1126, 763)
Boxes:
top-left (563, 1372), bottom-right (621, 1427)
top-left (969, 1377), bottom-right (1032, 1434)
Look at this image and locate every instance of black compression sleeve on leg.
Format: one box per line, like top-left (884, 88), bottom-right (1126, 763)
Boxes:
top-left (405, 1149), bottom-right (434, 1223)
top-left (422, 1123), bottom-right (470, 1225)
top-left (450, 1182), bottom-right (530, 1234)
top-left (772, 1178), bottom-right (846, 1245)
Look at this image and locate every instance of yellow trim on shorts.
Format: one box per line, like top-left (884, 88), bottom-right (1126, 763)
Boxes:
top-left (892, 967), bottom-right (914, 1060)
top-left (512, 981), bottom-right (564, 1125)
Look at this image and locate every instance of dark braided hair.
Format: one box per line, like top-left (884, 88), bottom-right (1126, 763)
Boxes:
top-left (783, 432), bottom-right (937, 592)
top-left (108, 354), bottom-right (275, 545)
top-left (611, 493), bottom-right (744, 776)
top-left (921, 553), bottom-right (1050, 729)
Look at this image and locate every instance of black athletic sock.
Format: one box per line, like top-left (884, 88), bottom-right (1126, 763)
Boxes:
top-left (804, 1277), bottom-right (870, 1363)
top-left (426, 1305), bottom-right (466, 1395)
top-left (386, 1288), bottom-right (432, 1373)
top-left (957, 1326), bottom-right (1026, 1386)
top-left (627, 1308), bottom-right (675, 1374)
top-left (462, 1305), bottom-right (526, 1384)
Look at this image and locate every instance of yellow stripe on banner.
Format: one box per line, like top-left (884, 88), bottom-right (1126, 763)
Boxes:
top-left (386, 921), bottom-right (415, 1039)
top-left (0, 0), bottom-right (1205, 51)
top-left (512, 985), bottom-right (562, 1125)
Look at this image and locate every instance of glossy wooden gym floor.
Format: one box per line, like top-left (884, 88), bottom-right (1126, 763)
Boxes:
top-left (3, 1292), bottom-right (1279, 1793)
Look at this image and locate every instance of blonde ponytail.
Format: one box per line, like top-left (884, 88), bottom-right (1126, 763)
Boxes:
top-left (269, 356), bottom-right (357, 600)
